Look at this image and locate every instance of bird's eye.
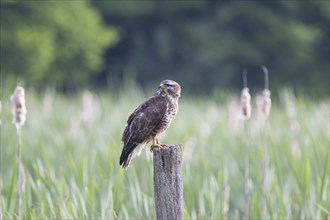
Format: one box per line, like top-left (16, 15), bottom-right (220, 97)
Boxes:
top-left (165, 83), bottom-right (173, 87)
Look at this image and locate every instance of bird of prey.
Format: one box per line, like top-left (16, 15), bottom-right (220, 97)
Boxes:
top-left (119, 80), bottom-right (181, 169)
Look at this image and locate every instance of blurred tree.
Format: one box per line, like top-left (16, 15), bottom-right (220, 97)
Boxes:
top-left (1, 0), bottom-right (118, 89)
top-left (1, 0), bottom-right (328, 96)
top-left (93, 0), bottom-right (329, 96)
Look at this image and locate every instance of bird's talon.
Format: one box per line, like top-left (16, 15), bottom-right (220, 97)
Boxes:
top-left (150, 144), bottom-right (165, 152)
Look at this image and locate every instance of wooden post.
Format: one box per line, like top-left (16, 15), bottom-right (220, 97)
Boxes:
top-left (153, 144), bottom-right (183, 220)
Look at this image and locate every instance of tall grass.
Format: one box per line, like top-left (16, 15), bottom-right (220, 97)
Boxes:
top-left (0, 87), bottom-right (329, 219)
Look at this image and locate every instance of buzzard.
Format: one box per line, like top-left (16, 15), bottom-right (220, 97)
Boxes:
top-left (119, 80), bottom-right (181, 169)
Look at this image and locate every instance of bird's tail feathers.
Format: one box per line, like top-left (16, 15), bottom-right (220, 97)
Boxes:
top-left (119, 142), bottom-right (138, 169)
top-left (120, 153), bottom-right (133, 169)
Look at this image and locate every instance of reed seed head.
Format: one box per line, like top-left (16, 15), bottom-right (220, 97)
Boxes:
top-left (10, 86), bottom-right (27, 132)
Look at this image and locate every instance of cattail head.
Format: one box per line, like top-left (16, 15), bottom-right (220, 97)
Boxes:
top-left (261, 65), bottom-right (271, 119)
top-left (10, 86), bottom-right (27, 132)
top-left (81, 90), bottom-right (100, 124)
top-left (240, 69), bottom-right (251, 119)
top-left (241, 87), bottom-right (252, 119)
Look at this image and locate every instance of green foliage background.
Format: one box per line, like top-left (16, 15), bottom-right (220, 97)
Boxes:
top-left (1, 0), bottom-right (118, 88)
top-left (1, 0), bottom-right (329, 96)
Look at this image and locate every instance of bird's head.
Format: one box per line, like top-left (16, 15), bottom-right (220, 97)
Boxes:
top-left (159, 80), bottom-right (181, 98)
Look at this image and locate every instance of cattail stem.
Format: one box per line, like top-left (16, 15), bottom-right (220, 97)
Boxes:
top-left (11, 86), bottom-right (27, 220)
top-left (17, 129), bottom-right (22, 220)
top-left (243, 69), bottom-right (248, 88)
top-left (261, 65), bottom-right (269, 90)
top-left (261, 65), bottom-right (271, 219)
top-left (244, 154), bottom-right (250, 220)
top-left (261, 119), bottom-right (269, 220)
top-left (243, 121), bottom-right (250, 220)
top-left (240, 68), bottom-right (251, 219)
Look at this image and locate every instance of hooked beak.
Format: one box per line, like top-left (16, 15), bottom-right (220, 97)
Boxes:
top-left (159, 83), bottom-right (166, 89)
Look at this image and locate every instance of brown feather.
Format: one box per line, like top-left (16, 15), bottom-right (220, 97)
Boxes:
top-left (119, 94), bottom-right (167, 168)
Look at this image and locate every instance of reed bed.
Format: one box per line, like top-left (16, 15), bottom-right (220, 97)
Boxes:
top-left (0, 87), bottom-right (329, 219)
